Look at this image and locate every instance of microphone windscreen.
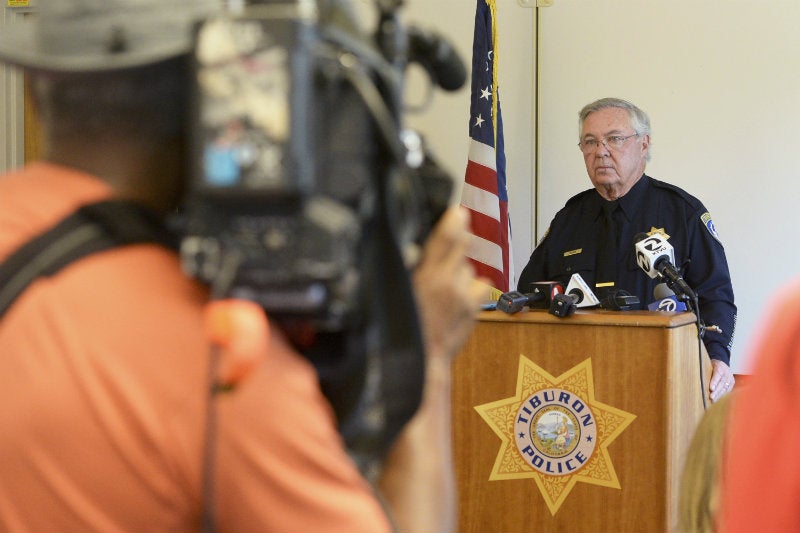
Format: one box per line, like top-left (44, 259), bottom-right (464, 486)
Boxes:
top-left (497, 291), bottom-right (530, 314)
top-left (653, 283), bottom-right (675, 300)
top-left (600, 290), bottom-right (640, 311)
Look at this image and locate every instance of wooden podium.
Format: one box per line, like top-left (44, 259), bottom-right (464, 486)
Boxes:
top-left (452, 309), bottom-right (710, 533)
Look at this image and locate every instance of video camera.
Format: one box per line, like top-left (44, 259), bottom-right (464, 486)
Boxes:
top-left (177, 0), bottom-right (464, 474)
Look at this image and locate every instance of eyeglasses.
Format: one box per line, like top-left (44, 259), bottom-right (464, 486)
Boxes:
top-left (578, 133), bottom-right (640, 154)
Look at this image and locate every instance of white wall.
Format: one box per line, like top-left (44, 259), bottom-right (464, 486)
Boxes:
top-left (0, 5), bottom-right (32, 172)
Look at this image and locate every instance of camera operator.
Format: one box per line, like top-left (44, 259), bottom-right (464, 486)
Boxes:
top-left (0, 1), bottom-right (484, 532)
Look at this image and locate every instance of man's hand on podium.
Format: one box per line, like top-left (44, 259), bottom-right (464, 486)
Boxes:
top-left (709, 359), bottom-right (735, 403)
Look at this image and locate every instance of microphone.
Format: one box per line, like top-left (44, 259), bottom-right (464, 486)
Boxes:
top-left (407, 26), bottom-right (467, 91)
top-left (633, 233), bottom-right (697, 301)
top-left (549, 293), bottom-right (579, 317)
top-left (654, 282), bottom-right (675, 300)
top-left (600, 290), bottom-right (640, 311)
top-left (527, 281), bottom-right (564, 309)
top-left (647, 283), bottom-right (688, 312)
top-left (550, 274), bottom-right (601, 318)
top-left (500, 281), bottom-right (563, 314)
top-left (564, 273), bottom-right (601, 308)
top-left (497, 291), bottom-right (540, 314)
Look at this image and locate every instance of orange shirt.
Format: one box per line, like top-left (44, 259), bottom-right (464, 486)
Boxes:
top-left (718, 277), bottom-right (800, 533)
top-left (0, 163), bottom-right (391, 533)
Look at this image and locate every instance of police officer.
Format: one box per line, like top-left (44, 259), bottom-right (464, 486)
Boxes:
top-left (518, 97), bottom-right (736, 403)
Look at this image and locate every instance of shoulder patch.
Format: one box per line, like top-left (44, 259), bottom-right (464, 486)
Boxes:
top-left (700, 212), bottom-right (721, 243)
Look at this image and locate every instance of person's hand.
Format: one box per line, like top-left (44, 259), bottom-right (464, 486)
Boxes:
top-left (413, 206), bottom-right (486, 363)
top-left (378, 207), bottom-right (485, 533)
top-left (709, 359), bottom-right (735, 403)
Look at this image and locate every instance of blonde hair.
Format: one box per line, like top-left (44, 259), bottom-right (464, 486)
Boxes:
top-left (677, 392), bottom-right (734, 533)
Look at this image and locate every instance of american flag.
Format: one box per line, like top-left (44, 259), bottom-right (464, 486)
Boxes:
top-left (460, 0), bottom-right (513, 295)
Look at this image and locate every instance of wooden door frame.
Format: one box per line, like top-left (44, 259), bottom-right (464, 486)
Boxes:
top-left (1, 3), bottom-right (38, 171)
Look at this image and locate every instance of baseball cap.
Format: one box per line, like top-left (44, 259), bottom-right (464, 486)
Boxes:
top-left (0, 0), bottom-right (220, 73)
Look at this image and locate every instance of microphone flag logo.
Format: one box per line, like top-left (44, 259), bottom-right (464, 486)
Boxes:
top-left (634, 233), bottom-right (673, 279)
top-left (658, 298), bottom-right (678, 312)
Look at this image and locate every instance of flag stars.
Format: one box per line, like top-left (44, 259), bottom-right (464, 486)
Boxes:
top-left (480, 86), bottom-right (491, 100)
top-left (474, 114), bottom-right (485, 128)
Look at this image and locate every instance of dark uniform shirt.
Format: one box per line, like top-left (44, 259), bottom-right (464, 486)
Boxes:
top-left (518, 174), bottom-right (736, 365)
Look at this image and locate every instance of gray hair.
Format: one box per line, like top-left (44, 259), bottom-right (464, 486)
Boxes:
top-left (579, 97), bottom-right (652, 161)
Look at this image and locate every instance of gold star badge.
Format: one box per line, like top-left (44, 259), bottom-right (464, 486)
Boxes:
top-left (474, 357), bottom-right (636, 515)
top-left (647, 227), bottom-right (670, 240)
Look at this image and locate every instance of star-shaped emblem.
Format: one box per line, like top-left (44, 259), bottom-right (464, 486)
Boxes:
top-left (647, 227), bottom-right (670, 240)
top-left (474, 357), bottom-right (636, 515)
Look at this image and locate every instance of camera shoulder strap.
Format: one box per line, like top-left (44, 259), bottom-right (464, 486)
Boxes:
top-left (0, 199), bottom-right (177, 320)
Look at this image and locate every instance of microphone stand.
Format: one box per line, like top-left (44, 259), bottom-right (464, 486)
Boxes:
top-left (664, 279), bottom-right (707, 410)
top-left (676, 285), bottom-right (696, 314)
